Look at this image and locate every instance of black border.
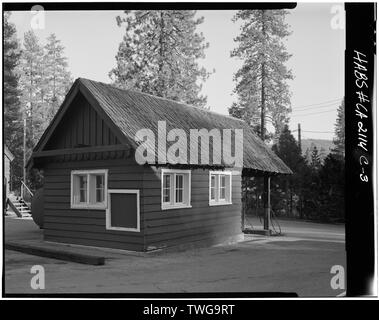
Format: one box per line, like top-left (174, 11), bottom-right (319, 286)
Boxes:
top-left (3, 2), bottom-right (297, 11)
top-left (345, 2), bottom-right (376, 297)
top-left (1, 1), bottom-right (377, 300)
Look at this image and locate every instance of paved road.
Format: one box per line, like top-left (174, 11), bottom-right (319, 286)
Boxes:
top-left (4, 216), bottom-right (345, 296)
top-left (245, 216), bottom-right (345, 242)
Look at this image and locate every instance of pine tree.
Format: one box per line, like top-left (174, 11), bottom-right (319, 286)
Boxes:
top-left (18, 32), bottom-right (72, 145)
top-left (272, 125), bottom-right (303, 171)
top-left (272, 125), bottom-right (306, 216)
top-left (109, 10), bottom-right (211, 107)
top-left (319, 153), bottom-right (345, 221)
top-left (4, 12), bottom-right (22, 146)
top-left (229, 10), bottom-right (293, 141)
top-left (42, 34), bottom-right (72, 129)
top-left (332, 98), bottom-right (345, 157)
top-left (17, 30), bottom-right (44, 149)
top-left (310, 145), bottom-right (321, 170)
top-left (4, 11), bottom-right (23, 190)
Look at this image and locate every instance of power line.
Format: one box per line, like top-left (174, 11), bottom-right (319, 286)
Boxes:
top-left (293, 102), bottom-right (339, 112)
top-left (291, 129), bottom-right (334, 133)
top-left (291, 109), bottom-right (337, 117)
top-left (293, 98), bottom-right (341, 110)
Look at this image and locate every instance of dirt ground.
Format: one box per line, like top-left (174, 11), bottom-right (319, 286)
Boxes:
top-left (4, 215), bottom-right (345, 297)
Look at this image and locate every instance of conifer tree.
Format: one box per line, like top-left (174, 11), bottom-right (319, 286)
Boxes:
top-left (4, 11), bottom-right (23, 189)
top-left (110, 10), bottom-right (211, 107)
top-left (4, 12), bottom-right (22, 147)
top-left (310, 145), bottom-right (322, 170)
top-left (18, 31), bottom-right (72, 145)
top-left (332, 98), bottom-right (345, 157)
top-left (17, 30), bottom-right (44, 148)
top-left (272, 125), bottom-right (305, 216)
top-left (42, 33), bottom-right (72, 128)
top-left (229, 10), bottom-right (293, 141)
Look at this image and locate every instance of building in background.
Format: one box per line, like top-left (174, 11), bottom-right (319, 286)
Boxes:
top-left (4, 145), bottom-right (14, 199)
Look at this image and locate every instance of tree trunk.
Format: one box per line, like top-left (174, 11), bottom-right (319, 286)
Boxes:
top-left (260, 11), bottom-right (266, 141)
top-left (158, 11), bottom-right (165, 96)
top-left (261, 61), bottom-right (266, 140)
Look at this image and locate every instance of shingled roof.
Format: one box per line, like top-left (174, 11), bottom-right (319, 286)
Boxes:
top-left (34, 78), bottom-right (292, 175)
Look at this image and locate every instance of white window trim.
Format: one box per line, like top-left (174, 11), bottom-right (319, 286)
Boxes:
top-left (106, 189), bottom-right (140, 232)
top-left (70, 169), bottom-right (108, 210)
top-left (209, 171), bottom-right (233, 206)
top-left (161, 168), bottom-right (192, 210)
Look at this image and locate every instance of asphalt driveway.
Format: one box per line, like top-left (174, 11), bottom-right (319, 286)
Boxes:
top-left (4, 216), bottom-right (345, 296)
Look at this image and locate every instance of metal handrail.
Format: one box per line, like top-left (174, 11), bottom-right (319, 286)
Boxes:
top-left (21, 180), bottom-right (34, 198)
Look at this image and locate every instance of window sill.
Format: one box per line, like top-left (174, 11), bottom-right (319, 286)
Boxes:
top-left (209, 201), bottom-right (233, 206)
top-left (106, 226), bottom-right (140, 232)
top-left (71, 204), bottom-right (107, 210)
top-left (161, 204), bottom-right (192, 211)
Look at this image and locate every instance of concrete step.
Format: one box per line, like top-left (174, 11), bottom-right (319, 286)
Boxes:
top-left (5, 241), bottom-right (105, 265)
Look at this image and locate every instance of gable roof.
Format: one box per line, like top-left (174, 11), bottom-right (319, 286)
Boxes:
top-left (33, 78), bottom-right (292, 175)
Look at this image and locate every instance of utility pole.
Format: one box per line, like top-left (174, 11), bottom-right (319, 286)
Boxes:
top-left (298, 123), bottom-right (302, 153)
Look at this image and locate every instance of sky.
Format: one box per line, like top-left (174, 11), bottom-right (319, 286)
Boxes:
top-left (8, 3), bottom-right (345, 140)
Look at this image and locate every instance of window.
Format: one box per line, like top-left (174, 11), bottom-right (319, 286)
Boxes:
top-left (77, 175), bottom-right (87, 203)
top-left (219, 175), bottom-right (226, 200)
top-left (95, 174), bottom-right (105, 203)
top-left (71, 169), bottom-right (108, 209)
top-left (209, 171), bottom-right (232, 206)
top-left (176, 174), bottom-right (184, 203)
top-left (210, 175), bottom-right (216, 201)
top-left (161, 169), bottom-right (191, 210)
top-left (163, 174), bottom-right (171, 204)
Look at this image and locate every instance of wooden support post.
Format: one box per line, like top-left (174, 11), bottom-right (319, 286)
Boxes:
top-left (263, 175), bottom-right (271, 232)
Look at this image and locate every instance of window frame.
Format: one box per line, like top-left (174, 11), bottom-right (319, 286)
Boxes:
top-left (70, 169), bottom-right (108, 210)
top-left (161, 168), bottom-right (192, 210)
top-left (209, 171), bottom-right (232, 206)
top-left (175, 173), bottom-right (184, 204)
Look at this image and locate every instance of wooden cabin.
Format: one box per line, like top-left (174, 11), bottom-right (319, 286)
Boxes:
top-left (28, 78), bottom-right (291, 252)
